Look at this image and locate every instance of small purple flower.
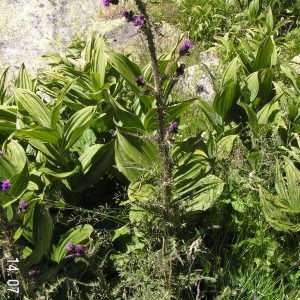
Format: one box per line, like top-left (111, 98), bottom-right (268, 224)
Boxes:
top-left (28, 268), bottom-right (38, 277)
top-left (101, 0), bottom-right (110, 6)
top-left (0, 151), bottom-right (3, 157)
top-left (18, 199), bottom-right (29, 213)
top-left (123, 10), bottom-right (135, 22)
top-left (133, 14), bottom-right (146, 26)
top-left (136, 75), bottom-right (146, 87)
top-left (66, 243), bottom-right (75, 252)
top-left (168, 121), bottom-right (178, 134)
top-left (75, 244), bottom-right (85, 255)
top-left (179, 39), bottom-right (193, 55)
top-left (1, 179), bottom-right (11, 192)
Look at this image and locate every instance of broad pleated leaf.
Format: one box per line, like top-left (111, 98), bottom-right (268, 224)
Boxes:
top-left (62, 106), bottom-right (97, 149)
top-left (25, 203), bottom-right (53, 266)
top-left (15, 127), bottom-right (61, 144)
top-left (73, 142), bottom-right (114, 191)
top-left (13, 88), bottom-right (51, 126)
top-left (115, 129), bottom-right (160, 182)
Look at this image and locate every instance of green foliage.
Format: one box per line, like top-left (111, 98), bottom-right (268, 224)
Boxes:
top-left (1, 1), bottom-right (300, 299)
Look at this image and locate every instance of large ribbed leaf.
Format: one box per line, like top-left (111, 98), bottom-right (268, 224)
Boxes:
top-left (275, 157), bottom-right (300, 212)
top-left (15, 127), bottom-right (61, 144)
top-left (222, 57), bottom-right (239, 86)
top-left (73, 142), bottom-right (114, 191)
top-left (174, 150), bottom-right (211, 202)
top-left (257, 100), bottom-right (280, 124)
top-left (15, 63), bottom-right (35, 91)
top-left (110, 97), bottom-right (145, 131)
top-left (253, 36), bottom-right (276, 71)
top-left (9, 164), bottom-right (29, 197)
top-left (213, 80), bottom-right (240, 119)
top-left (115, 128), bottom-right (160, 182)
top-left (184, 175), bottom-right (224, 213)
top-left (13, 88), bottom-right (51, 126)
top-left (238, 102), bottom-right (258, 133)
top-left (259, 187), bottom-right (300, 232)
top-left (91, 35), bottom-right (107, 87)
top-left (216, 135), bottom-right (238, 160)
top-left (197, 100), bottom-right (223, 133)
top-left (248, 0), bottom-right (261, 20)
top-left (244, 71), bottom-right (259, 103)
top-left (51, 78), bottom-right (77, 128)
top-left (25, 203), bottom-right (53, 266)
top-left (258, 68), bottom-right (274, 102)
top-left (0, 68), bottom-right (9, 103)
top-left (106, 52), bottom-right (141, 95)
top-left (28, 140), bottom-right (68, 166)
top-left (62, 106), bottom-right (97, 149)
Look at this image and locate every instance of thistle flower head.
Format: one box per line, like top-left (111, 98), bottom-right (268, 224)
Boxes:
top-left (66, 243), bottom-right (76, 252)
top-left (101, 0), bottom-right (110, 6)
top-left (133, 14), bottom-right (146, 26)
top-left (1, 179), bottom-right (11, 192)
top-left (75, 244), bottom-right (85, 255)
top-left (28, 268), bottom-right (38, 277)
top-left (179, 39), bottom-right (193, 55)
top-left (18, 199), bottom-right (29, 213)
top-left (168, 121), bottom-right (178, 134)
top-left (136, 75), bottom-right (146, 86)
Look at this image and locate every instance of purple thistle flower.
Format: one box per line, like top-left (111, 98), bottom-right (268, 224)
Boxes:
top-left (0, 151), bottom-right (3, 157)
top-left (133, 14), bottom-right (146, 26)
top-left (184, 40), bottom-right (193, 48)
top-left (66, 243), bottom-right (75, 252)
top-left (18, 199), bottom-right (29, 213)
top-left (179, 39), bottom-right (193, 55)
top-left (75, 244), bottom-right (85, 255)
top-left (101, 0), bottom-right (110, 6)
top-left (1, 179), bottom-right (11, 192)
top-left (28, 268), bottom-right (38, 277)
top-left (168, 121), bottom-right (178, 134)
top-left (136, 75), bottom-right (146, 87)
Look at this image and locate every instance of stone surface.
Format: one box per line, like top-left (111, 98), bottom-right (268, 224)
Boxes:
top-left (0, 0), bottom-right (126, 73)
top-left (0, 1), bottom-right (218, 101)
top-left (177, 51), bottom-right (219, 102)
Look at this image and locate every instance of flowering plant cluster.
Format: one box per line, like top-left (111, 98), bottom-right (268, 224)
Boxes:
top-left (123, 10), bottom-right (146, 26)
top-left (66, 243), bottom-right (86, 256)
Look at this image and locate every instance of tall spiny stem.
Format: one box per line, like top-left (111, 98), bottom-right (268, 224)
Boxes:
top-left (135, 0), bottom-right (174, 295)
top-left (135, 0), bottom-right (173, 211)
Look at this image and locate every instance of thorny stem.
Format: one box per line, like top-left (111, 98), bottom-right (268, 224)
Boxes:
top-left (135, 0), bottom-right (174, 295)
top-left (134, 0), bottom-right (173, 213)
